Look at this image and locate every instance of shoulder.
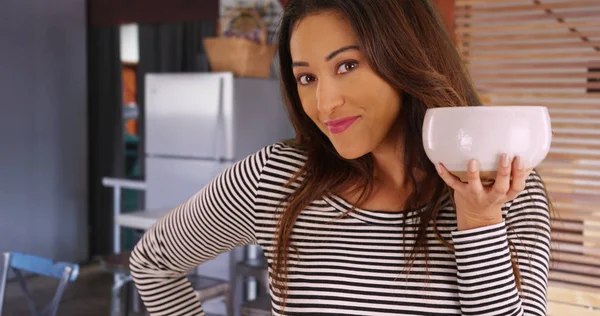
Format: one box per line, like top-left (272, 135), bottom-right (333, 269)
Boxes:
top-left (505, 169), bottom-right (551, 226)
top-left (251, 140), bottom-right (308, 177)
top-left (262, 140), bottom-right (308, 166)
top-left (510, 170), bottom-right (548, 206)
top-left (249, 140), bottom-right (308, 197)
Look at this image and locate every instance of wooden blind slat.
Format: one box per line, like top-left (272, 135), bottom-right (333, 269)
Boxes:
top-left (547, 283), bottom-right (600, 309)
top-left (458, 32), bottom-right (600, 43)
top-left (547, 301), bottom-right (600, 316)
top-left (456, 1), bottom-right (600, 15)
top-left (553, 201), bottom-right (600, 213)
top-left (472, 72), bottom-right (600, 79)
top-left (547, 183), bottom-right (600, 193)
top-left (551, 242), bottom-right (600, 257)
top-left (488, 101), bottom-right (600, 109)
top-left (466, 52), bottom-right (600, 61)
top-left (552, 214), bottom-right (600, 223)
top-left (476, 82), bottom-right (600, 89)
top-left (552, 221), bottom-right (600, 232)
top-left (541, 167), bottom-right (600, 177)
top-left (457, 0), bottom-right (581, 5)
top-left (552, 232), bottom-right (600, 245)
top-left (551, 252), bottom-right (600, 268)
top-left (538, 168), bottom-right (600, 176)
top-left (551, 144), bottom-right (600, 152)
top-left (550, 123), bottom-right (600, 130)
top-left (457, 20), bottom-right (600, 34)
top-left (470, 62), bottom-right (600, 70)
top-left (551, 262), bottom-right (600, 278)
top-left (549, 108), bottom-right (600, 114)
top-left (457, 0), bottom-right (539, 5)
top-left (550, 271), bottom-right (600, 288)
top-left (552, 191), bottom-right (600, 203)
top-left (480, 92), bottom-right (600, 99)
top-left (544, 176), bottom-right (600, 184)
top-left (467, 42), bottom-right (600, 52)
top-left (456, 9), bottom-right (600, 24)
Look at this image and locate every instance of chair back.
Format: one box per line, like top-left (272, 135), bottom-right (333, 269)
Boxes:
top-left (0, 252), bottom-right (79, 316)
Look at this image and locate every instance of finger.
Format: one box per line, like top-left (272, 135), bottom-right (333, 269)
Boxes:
top-left (436, 163), bottom-right (466, 191)
top-left (492, 153), bottom-right (512, 197)
top-left (466, 159), bottom-right (484, 194)
top-left (506, 156), bottom-right (527, 200)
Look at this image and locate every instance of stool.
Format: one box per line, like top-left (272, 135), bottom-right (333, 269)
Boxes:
top-left (99, 252), bottom-right (137, 316)
top-left (189, 274), bottom-right (230, 307)
top-left (101, 252), bottom-right (231, 316)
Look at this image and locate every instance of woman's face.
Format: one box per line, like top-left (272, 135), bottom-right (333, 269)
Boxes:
top-left (290, 12), bottom-right (401, 159)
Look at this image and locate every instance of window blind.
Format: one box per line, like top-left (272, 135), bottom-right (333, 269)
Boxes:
top-left (455, 0), bottom-right (600, 308)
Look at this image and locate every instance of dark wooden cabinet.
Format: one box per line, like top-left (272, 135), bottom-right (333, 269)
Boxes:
top-left (88, 0), bottom-right (219, 26)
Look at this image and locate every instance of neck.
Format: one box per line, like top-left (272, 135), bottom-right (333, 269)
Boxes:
top-left (371, 136), bottom-right (406, 190)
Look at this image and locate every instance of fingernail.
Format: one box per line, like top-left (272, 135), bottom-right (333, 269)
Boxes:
top-left (501, 153), bottom-right (509, 167)
top-left (468, 159), bottom-right (478, 172)
top-left (516, 156), bottom-right (524, 170)
top-left (435, 163), bottom-right (442, 174)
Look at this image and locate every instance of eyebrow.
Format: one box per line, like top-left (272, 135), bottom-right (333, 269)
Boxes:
top-left (292, 45), bottom-right (360, 67)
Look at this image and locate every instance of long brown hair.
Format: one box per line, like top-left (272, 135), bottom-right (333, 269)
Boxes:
top-left (274, 0), bottom-right (523, 308)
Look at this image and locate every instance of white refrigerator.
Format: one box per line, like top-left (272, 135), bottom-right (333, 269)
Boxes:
top-left (144, 72), bottom-right (294, 314)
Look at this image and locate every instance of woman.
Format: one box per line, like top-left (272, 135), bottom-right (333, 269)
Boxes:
top-left (130, 0), bottom-right (551, 315)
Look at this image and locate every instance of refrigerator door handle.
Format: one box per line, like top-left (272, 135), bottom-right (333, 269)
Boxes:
top-left (214, 76), bottom-right (225, 163)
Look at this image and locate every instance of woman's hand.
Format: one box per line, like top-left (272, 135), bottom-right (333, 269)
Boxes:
top-left (435, 153), bottom-right (531, 231)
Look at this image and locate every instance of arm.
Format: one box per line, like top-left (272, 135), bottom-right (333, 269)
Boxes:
top-left (451, 171), bottom-right (551, 316)
top-left (129, 145), bottom-right (274, 316)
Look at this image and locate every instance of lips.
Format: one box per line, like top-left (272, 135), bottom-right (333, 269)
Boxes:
top-left (324, 116), bottom-right (360, 134)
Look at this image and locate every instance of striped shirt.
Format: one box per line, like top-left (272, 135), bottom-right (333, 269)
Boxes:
top-left (130, 141), bottom-right (551, 316)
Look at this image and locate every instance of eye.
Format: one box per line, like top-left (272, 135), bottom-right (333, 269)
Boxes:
top-left (336, 61), bottom-right (358, 74)
top-left (297, 74), bottom-right (316, 86)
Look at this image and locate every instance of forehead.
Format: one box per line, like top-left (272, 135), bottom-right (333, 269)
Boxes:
top-left (290, 12), bottom-right (358, 60)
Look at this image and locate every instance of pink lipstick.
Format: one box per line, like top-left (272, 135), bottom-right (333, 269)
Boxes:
top-left (324, 116), bottom-right (360, 134)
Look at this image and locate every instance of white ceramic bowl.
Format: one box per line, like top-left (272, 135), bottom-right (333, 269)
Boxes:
top-left (422, 106), bottom-right (552, 182)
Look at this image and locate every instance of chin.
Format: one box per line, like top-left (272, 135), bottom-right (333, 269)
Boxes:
top-left (331, 141), bottom-right (369, 160)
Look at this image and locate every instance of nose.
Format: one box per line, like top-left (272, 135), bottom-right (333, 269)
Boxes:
top-left (316, 78), bottom-right (344, 115)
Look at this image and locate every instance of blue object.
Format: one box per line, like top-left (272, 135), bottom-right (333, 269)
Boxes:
top-left (0, 252), bottom-right (79, 316)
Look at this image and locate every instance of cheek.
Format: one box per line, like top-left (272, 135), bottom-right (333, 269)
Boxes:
top-left (299, 89), bottom-right (319, 121)
top-left (360, 85), bottom-right (401, 136)
top-left (381, 91), bottom-right (401, 119)
top-left (370, 83), bottom-right (400, 118)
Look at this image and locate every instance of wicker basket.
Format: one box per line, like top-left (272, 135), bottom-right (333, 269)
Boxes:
top-left (205, 8), bottom-right (276, 78)
top-left (203, 37), bottom-right (277, 78)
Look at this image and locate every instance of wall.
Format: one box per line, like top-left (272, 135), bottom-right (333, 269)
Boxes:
top-left (0, 0), bottom-right (88, 263)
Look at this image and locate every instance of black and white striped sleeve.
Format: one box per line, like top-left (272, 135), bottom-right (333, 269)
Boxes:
top-left (451, 171), bottom-right (551, 316)
top-left (129, 144), bottom-right (275, 316)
